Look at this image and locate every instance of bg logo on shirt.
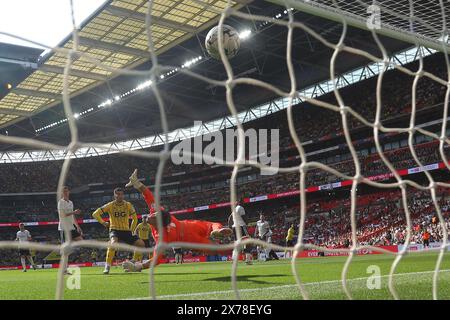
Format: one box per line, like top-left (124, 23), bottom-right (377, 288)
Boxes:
top-left (114, 211), bottom-right (127, 218)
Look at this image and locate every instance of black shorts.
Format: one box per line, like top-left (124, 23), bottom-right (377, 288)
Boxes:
top-left (173, 248), bottom-right (183, 255)
top-left (423, 239), bottom-right (430, 246)
top-left (60, 226), bottom-right (82, 243)
top-left (18, 249), bottom-right (31, 256)
top-left (233, 226), bottom-right (249, 240)
top-left (143, 239), bottom-right (151, 248)
top-left (286, 239), bottom-right (295, 247)
top-left (109, 230), bottom-right (139, 246)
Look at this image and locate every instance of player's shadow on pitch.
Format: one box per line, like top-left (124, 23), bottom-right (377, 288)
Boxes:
top-left (139, 272), bottom-right (276, 285)
top-left (205, 274), bottom-right (289, 285)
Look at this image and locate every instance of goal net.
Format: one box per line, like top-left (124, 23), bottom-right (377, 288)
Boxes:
top-left (0, 0), bottom-right (449, 300)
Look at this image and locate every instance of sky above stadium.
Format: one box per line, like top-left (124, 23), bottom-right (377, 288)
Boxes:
top-left (0, 0), bottom-right (107, 50)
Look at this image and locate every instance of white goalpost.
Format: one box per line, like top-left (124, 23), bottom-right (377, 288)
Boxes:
top-left (0, 0), bottom-right (449, 300)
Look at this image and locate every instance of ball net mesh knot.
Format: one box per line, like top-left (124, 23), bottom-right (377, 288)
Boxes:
top-left (0, 0), bottom-right (449, 300)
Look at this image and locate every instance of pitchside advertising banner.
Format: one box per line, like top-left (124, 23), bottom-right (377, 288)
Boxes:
top-left (397, 242), bottom-right (450, 252)
top-left (295, 245), bottom-right (398, 258)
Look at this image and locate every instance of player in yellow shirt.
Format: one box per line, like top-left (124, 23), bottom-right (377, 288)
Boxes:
top-left (133, 215), bottom-right (152, 261)
top-left (286, 224), bottom-right (295, 246)
top-left (92, 187), bottom-right (145, 274)
top-left (285, 224), bottom-right (296, 257)
top-left (91, 250), bottom-right (98, 264)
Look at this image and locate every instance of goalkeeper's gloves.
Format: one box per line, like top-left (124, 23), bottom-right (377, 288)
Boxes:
top-left (122, 260), bottom-right (142, 272)
top-left (125, 169), bottom-right (144, 190)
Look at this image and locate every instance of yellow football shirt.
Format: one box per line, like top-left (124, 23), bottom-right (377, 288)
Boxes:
top-left (135, 222), bottom-right (151, 240)
top-left (92, 200), bottom-right (137, 231)
top-left (286, 227), bottom-right (295, 241)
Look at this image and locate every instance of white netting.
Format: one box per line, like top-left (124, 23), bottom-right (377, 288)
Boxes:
top-left (0, 0), bottom-right (449, 300)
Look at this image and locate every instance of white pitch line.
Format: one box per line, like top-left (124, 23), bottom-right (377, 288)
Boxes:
top-left (126, 269), bottom-right (450, 300)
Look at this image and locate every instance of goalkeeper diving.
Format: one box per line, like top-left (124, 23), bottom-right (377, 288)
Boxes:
top-left (122, 169), bottom-right (233, 272)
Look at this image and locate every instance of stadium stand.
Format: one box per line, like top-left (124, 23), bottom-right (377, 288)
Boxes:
top-left (1, 53), bottom-right (450, 267)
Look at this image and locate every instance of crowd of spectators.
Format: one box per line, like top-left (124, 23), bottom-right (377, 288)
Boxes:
top-left (265, 188), bottom-right (450, 249)
top-left (0, 138), bottom-right (448, 224)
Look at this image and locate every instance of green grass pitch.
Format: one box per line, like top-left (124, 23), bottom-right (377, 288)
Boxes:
top-left (1, 252), bottom-right (450, 300)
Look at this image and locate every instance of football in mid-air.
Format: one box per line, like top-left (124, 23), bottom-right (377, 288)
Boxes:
top-left (205, 25), bottom-right (240, 60)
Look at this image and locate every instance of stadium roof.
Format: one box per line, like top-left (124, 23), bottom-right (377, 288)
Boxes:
top-left (0, 0), bottom-right (430, 160)
top-left (0, 0), bottom-right (245, 129)
top-left (0, 43), bottom-right (44, 115)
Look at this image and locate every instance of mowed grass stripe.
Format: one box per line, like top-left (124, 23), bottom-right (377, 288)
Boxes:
top-left (0, 252), bottom-right (448, 300)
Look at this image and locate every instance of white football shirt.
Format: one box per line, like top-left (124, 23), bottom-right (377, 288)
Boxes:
top-left (232, 205), bottom-right (247, 227)
top-left (58, 198), bottom-right (76, 231)
top-left (16, 230), bottom-right (31, 242)
top-left (256, 220), bottom-right (271, 238)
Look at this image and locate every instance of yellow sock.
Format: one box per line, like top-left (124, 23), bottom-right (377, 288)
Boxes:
top-left (106, 248), bottom-right (115, 266)
top-left (133, 251), bottom-right (142, 262)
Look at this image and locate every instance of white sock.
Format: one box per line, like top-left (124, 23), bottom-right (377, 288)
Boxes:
top-left (21, 257), bottom-right (26, 269)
